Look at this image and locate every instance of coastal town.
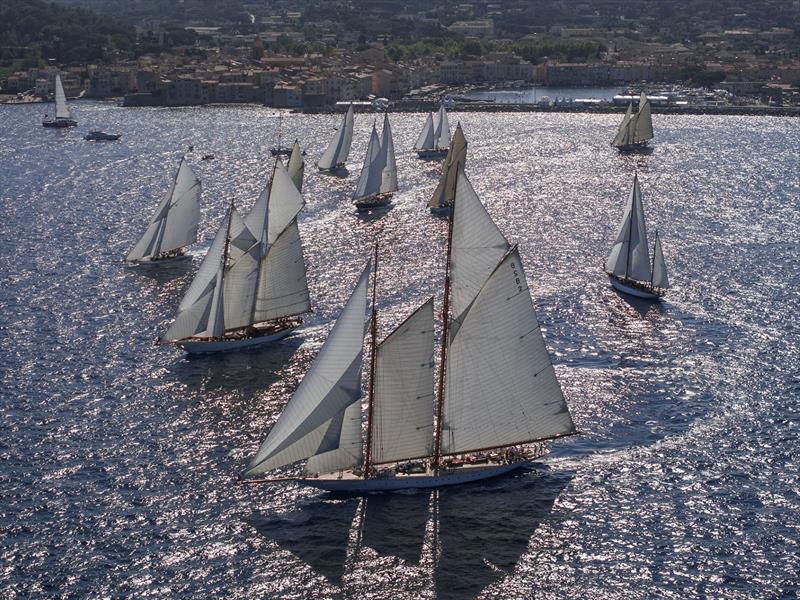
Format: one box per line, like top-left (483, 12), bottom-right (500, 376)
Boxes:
top-left (1, 0), bottom-right (799, 110)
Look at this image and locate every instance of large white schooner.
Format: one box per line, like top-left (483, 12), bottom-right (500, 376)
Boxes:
top-left (352, 113), bottom-right (398, 212)
top-left (414, 104), bottom-right (451, 159)
top-left (42, 74), bottom-right (77, 128)
top-left (428, 122), bottom-right (467, 214)
top-left (126, 157), bottom-right (202, 264)
top-left (316, 104), bottom-right (354, 174)
top-left (612, 92), bottom-right (654, 150)
top-left (160, 160), bottom-right (311, 353)
top-left (241, 166), bottom-right (577, 492)
top-left (604, 173), bottom-right (670, 300)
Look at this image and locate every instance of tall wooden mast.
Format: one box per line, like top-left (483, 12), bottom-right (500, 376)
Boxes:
top-left (363, 242), bottom-right (379, 478)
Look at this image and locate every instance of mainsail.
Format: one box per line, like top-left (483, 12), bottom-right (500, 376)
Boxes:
top-left (372, 298), bottom-right (436, 464)
top-left (287, 139), bottom-right (304, 192)
top-left (353, 123), bottom-right (384, 200)
top-left (245, 262), bottom-right (372, 476)
top-left (414, 113), bottom-right (435, 151)
top-left (440, 168), bottom-right (576, 455)
top-left (378, 113), bottom-right (398, 194)
top-left (54, 74), bottom-right (71, 120)
top-left (429, 123), bottom-right (467, 210)
top-left (605, 174), bottom-right (652, 282)
top-left (126, 158), bottom-right (202, 261)
top-left (317, 104), bottom-right (354, 170)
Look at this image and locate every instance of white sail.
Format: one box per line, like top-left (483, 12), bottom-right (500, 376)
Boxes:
top-left (126, 158), bottom-right (202, 261)
top-left (379, 113), bottom-right (398, 194)
top-left (651, 233), bottom-right (669, 289)
top-left (634, 92), bottom-right (654, 142)
top-left (605, 174), bottom-right (652, 282)
top-left (433, 105), bottom-right (451, 150)
top-left (304, 401), bottom-right (364, 474)
top-left (54, 74), bottom-right (71, 120)
top-left (450, 167), bottom-right (510, 321)
top-left (429, 123), bottom-right (467, 209)
top-left (612, 103), bottom-right (633, 148)
top-left (244, 262), bottom-right (371, 476)
top-left (287, 139), bottom-right (304, 192)
top-left (372, 298), bottom-right (436, 464)
top-left (253, 220), bottom-right (310, 322)
top-left (317, 104), bottom-right (354, 170)
top-left (353, 123), bottom-right (383, 200)
top-left (442, 246), bottom-right (576, 454)
top-left (414, 113), bottom-right (435, 151)
top-left (222, 209), bottom-right (261, 330)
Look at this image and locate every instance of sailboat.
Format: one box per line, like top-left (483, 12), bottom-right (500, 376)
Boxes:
top-left (126, 157), bottom-right (202, 264)
top-left (604, 174), bottom-right (670, 300)
top-left (270, 114), bottom-right (293, 156)
top-left (317, 104), bottom-right (354, 174)
top-left (612, 92), bottom-right (654, 150)
top-left (352, 113), bottom-right (398, 212)
top-left (160, 160), bottom-right (311, 353)
top-left (240, 166), bottom-right (577, 492)
top-left (414, 104), bottom-right (451, 159)
top-left (287, 139), bottom-right (304, 192)
top-left (428, 122), bottom-right (467, 215)
top-left (42, 74), bottom-right (77, 128)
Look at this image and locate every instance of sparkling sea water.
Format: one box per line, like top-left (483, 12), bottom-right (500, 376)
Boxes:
top-left (0, 102), bottom-right (798, 598)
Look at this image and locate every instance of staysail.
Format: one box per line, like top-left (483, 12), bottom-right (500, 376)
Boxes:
top-left (126, 158), bottom-right (202, 261)
top-left (651, 232), bottom-right (669, 289)
top-left (287, 139), bottom-right (304, 192)
top-left (605, 174), bottom-right (652, 282)
top-left (54, 74), bottom-right (71, 120)
top-left (429, 122), bottom-right (467, 210)
top-left (372, 298), bottom-right (436, 464)
top-left (317, 104), bottom-right (354, 170)
top-left (441, 168), bottom-right (576, 454)
top-left (244, 262), bottom-right (372, 476)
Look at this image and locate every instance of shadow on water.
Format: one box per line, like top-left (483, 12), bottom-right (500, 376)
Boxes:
top-left (611, 288), bottom-right (666, 318)
top-left (251, 466), bottom-right (571, 596)
top-left (355, 203), bottom-right (394, 222)
top-left (319, 167), bottom-right (349, 178)
top-left (616, 145), bottom-right (655, 157)
top-left (123, 257), bottom-right (195, 283)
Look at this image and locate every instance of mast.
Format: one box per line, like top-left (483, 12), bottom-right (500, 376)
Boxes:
top-left (432, 176), bottom-right (456, 470)
top-left (249, 157), bottom-right (280, 324)
top-left (363, 243), bottom-right (379, 478)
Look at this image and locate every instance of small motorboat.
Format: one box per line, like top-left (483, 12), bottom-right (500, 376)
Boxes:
top-left (84, 131), bottom-right (121, 141)
top-left (201, 154), bottom-right (215, 160)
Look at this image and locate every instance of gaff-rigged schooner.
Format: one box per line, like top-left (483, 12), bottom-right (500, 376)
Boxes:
top-left (42, 74), bottom-right (77, 128)
top-left (352, 113), bottom-right (398, 212)
top-left (612, 92), bottom-right (654, 150)
top-left (160, 160), bottom-right (311, 353)
top-left (126, 157), bottom-right (202, 264)
top-left (317, 104), bottom-right (354, 174)
top-left (241, 167), bottom-right (577, 492)
top-left (414, 104), bottom-right (451, 159)
top-left (428, 122), bottom-right (467, 215)
top-left (604, 173), bottom-right (670, 300)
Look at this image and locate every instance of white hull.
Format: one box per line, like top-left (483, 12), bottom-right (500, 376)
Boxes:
top-left (609, 275), bottom-right (663, 300)
top-left (126, 254), bottom-right (192, 266)
top-left (176, 328), bottom-right (294, 354)
top-left (416, 149), bottom-right (448, 159)
top-left (300, 460), bottom-right (533, 493)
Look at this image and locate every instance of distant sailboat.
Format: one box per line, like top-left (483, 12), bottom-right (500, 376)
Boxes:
top-left (414, 104), bottom-right (451, 159)
top-left (42, 74), bottom-right (77, 128)
top-left (160, 160), bottom-right (310, 353)
top-left (612, 92), bottom-right (654, 150)
top-left (126, 157), bottom-right (201, 264)
top-left (270, 114), bottom-right (293, 156)
top-left (604, 174), bottom-right (669, 300)
top-left (241, 166), bottom-right (577, 492)
top-left (317, 104), bottom-right (354, 173)
top-left (353, 113), bottom-right (398, 211)
top-left (287, 139), bottom-right (304, 192)
top-left (428, 122), bottom-right (467, 214)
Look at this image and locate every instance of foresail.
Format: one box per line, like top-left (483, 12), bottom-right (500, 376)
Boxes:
top-left (222, 208), bottom-right (260, 330)
top-left (414, 113), bottom-right (435, 150)
top-left (379, 114), bottom-right (398, 194)
top-left (244, 261), bottom-right (371, 476)
top-left (372, 298), bottom-right (436, 464)
top-left (651, 235), bottom-right (669, 289)
top-left (353, 125), bottom-right (383, 200)
top-left (442, 247), bottom-right (576, 454)
top-left (317, 104), bottom-right (353, 169)
top-left (54, 74), bottom-right (70, 120)
top-left (429, 123), bottom-right (467, 209)
top-left (287, 140), bottom-right (304, 192)
top-left (156, 160), bottom-right (201, 255)
top-left (304, 401), bottom-right (364, 474)
top-left (612, 103), bottom-right (633, 147)
top-left (177, 216), bottom-right (227, 312)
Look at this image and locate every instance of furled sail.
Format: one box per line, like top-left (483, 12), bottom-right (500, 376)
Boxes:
top-left (442, 246), bottom-right (577, 454)
top-left (605, 174), bottom-right (652, 282)
top-left (433, 105), bottom-right (451, 150)
top-left (126, 158), bottom-right (202, 261)
top-left (317, 104), bottom-right (354, 170)
top-left (414, 113), bottom-right (435, 151)
top-left (244, 262), bottom-right (372, 476)
top-left (612, 103), bottom-right (633, 148)
top-left (379, 113), bottom-right (398, 194)
top-left (353, 124), bottom-right (384, 200)
top-left (633, 92), bottom-right (654, 142)
top-left (54, 74), bottom-right (71, 120)
top-left (372, 298), bottom-right (436, 464)
top-left (429, 123), bottom-right (467, 209)
top-left (651, 233), bottom-right (669, 289)
top-left (287, 139), bottom-right (304, 192)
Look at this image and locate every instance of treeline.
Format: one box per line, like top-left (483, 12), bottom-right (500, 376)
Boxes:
top-left (0, 0), bottom-right (136, 65)
top-left (387, 38), bottom-right (606, 63)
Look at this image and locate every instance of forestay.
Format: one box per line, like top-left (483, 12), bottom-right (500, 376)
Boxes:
top-left (317, 104), bottom-right (354, 170)
top-left (244, 262), bottom-right (372, 476)
top-left (372, 298), bottom-right (436, 464)
top-left (605, 174), bottom-right (652, 282)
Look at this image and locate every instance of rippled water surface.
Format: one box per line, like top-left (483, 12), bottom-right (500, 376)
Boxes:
top-left (1, 102), bottom-right (798, 598)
